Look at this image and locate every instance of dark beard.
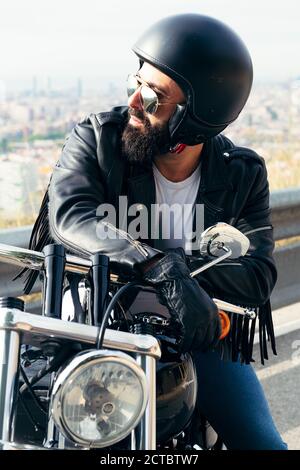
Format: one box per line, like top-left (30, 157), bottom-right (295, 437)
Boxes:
top-left (122, 109), bottom-right (171, 166)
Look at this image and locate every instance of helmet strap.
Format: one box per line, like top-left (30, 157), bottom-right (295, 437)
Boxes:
top-left (169, 143), bottom-right (187, 154)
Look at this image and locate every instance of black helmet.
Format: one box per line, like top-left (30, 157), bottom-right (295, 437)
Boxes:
top-left (132, 14), bottom-right (253, 146)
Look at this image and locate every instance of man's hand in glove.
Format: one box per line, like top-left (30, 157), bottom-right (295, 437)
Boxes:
top-left (140, 248), bottom-right (221, 353)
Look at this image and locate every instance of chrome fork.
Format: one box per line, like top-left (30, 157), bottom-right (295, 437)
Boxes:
top-left (0, 327), bottom-right (20, 442)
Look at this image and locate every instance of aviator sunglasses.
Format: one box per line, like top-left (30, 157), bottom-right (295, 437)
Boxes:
top-left (127, 73), bottom-right (183, 115)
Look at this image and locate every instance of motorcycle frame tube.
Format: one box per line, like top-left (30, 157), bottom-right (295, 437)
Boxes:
top-left (136, 353), bottom-right (157, 450)
top-left (0, 329), bottom-right (20, 442)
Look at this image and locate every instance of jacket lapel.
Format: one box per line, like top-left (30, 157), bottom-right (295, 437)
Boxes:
top-left (192, 137), bottom-right (234, 252)
top-left (127, 168), bottom-right (156, 246)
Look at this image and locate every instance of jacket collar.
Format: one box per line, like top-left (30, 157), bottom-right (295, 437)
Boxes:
top-left (127, 135), bottom-right (233, 209)
top-left (198, 136), bottom-right (233, 194)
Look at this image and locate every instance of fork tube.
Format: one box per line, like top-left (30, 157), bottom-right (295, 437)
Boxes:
top-left (0, 328), bottom-right (20, 442)
top-left (43, 244), bottom-right (66, 318)
top-left (136, 354), bottom-right (156, 450)
top-left (90, 254), bottom-right (110, 326)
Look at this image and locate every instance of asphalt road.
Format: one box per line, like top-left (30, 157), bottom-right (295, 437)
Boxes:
top-left (253, 329), bottom-right (300, 450)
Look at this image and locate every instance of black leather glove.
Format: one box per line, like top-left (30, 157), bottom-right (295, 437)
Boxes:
top-left (142, 248), bottom-right (221, 353)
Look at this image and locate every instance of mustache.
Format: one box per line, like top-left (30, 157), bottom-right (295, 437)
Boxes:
top-left (128, 108), bottom-right (147, 122)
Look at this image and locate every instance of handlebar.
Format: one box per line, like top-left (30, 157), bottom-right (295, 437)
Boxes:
top-left (0, 242), bottom-right (256, 321)
top-left (0, 242), bottom-right (91, 275)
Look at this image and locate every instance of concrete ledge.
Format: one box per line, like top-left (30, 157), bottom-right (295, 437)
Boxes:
top-left (271, 301), bottom-right (300, 337)
top-left (254, 301), bottom-right (300, 344)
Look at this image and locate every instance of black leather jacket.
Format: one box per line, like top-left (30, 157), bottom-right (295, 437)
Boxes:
top-left (46, 106), bottom-right (276, 309)
top-left (19, 105), bottom-right (277, 363)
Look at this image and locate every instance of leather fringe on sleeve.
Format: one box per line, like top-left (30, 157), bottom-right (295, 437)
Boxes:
top-left (217, 300), bottom-right (277, 365)
top-left (14, 187), bottom-right (54, 294)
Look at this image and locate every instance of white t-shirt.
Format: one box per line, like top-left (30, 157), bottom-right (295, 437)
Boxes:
top-left (152, 162), bottom-right (201, 254)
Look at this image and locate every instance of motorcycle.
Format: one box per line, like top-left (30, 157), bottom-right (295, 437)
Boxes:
top-left (0, 223), bottom-right (256, 450)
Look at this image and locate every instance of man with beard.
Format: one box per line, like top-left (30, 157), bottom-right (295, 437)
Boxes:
top-left (23, 14), bottom-right (287, 449)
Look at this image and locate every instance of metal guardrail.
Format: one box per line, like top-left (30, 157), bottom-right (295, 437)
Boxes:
top-left (0, 187), bottom-right (299, 311)
top-left (271, 188), bottom-right (300, 241)
top-left (270, 188), bottom-right (300, 309)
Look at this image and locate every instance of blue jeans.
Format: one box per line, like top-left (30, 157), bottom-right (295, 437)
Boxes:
top-left (193, 350), bottom-right (288, 450)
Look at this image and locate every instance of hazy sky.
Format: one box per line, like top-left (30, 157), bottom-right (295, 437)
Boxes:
top-left (1, 0), bottom-right (299, 90)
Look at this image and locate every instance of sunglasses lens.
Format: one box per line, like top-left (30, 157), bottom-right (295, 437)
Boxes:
top-left (140, 86), bottom-right (158, 115)
top-left (127, 74), bottom-right (139, 97)
top-left (127, 74), bottom-right (159, 114)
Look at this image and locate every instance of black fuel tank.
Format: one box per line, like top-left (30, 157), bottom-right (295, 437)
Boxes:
top-left (156, 353), bottom-right (197, 442)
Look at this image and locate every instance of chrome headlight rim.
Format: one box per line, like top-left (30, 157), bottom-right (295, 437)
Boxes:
top-left (50, 349), bottom-right (148, 448)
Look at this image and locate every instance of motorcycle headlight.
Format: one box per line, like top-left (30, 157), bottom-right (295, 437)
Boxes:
top-left (50, 350), bottom-right (148, 448)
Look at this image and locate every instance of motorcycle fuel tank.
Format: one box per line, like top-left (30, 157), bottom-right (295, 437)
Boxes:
top-left (156, 353), bottom-right (197, 442)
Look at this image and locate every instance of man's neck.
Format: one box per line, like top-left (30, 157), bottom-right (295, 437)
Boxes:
top-left (153, 143), bottom-right (204, 182)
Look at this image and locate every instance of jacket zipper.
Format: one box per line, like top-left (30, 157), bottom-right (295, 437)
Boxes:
top-left (50, 212), bottom-right (149, 260)
top-left (243, 225), bottom-right (273, 236)
top-left (216, 262), bottom-right (243, 267)
top-left (50, 213), bottom-right (91, 258)
top-left (200, 195), bottom-right (224, 213)
top-left (102, 221), bottom-right (149, 258)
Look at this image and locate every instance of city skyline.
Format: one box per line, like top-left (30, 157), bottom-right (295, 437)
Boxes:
top-left (0, 0), bottom-right (300, 92)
